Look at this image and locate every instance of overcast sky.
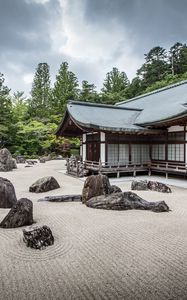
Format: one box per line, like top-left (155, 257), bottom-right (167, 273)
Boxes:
top-left (1, 0), bottom-right (187, 95)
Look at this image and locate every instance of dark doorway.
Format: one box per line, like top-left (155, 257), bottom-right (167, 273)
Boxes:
top-left (87, 142), bottom-right (100, 162)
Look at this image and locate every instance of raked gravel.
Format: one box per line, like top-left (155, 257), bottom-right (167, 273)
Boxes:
top-left (0, 160), bottom-right (187, 300)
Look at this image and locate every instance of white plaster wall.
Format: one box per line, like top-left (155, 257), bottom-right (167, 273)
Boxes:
top-left (82, 134), bottom-right (86, 161)
top-left (168, 125), bottom-right (184, 132)
top-left (80, 145), bottom-right (82, 157)
top-left (100, 132), bottom-right (105, 163)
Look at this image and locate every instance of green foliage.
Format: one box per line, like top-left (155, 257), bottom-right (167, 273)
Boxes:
top-left (79, 80), bottom-right (99, 102)
top-left (29, 63), bottom-right (51, 118)
top-left (101, 67), bottom-right (129, 104)
top-left (124, 77), bottom-right (144, 99)
top-left (0, 73), bottom-right (13, 146)
top-left (169, 42), bottom-right (187, 75)
top-left (144, 72), bottom-right (187, 94)
top-left (12, 91), bottom-right (29, 122)
top-left (52, 62), bottom-right (79, 114)
top-left (137, 46), bottom-right (169, 88)
top-left (11, 120), bottom-right (58, 155)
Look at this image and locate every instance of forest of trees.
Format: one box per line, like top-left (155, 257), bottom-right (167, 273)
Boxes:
top-left (1, 42), bottom-right (187, 157)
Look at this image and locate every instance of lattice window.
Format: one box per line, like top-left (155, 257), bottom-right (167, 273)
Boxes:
top-left (107, 144), bottom-right (118, 165)
top-left (119, 144), bottom-right (129, 164)
top-left (131, 144), bottom-right (150, 164)
top-left (167, 144), bottom-right (184, 161)
top-left (152, 144), bottom-right (165, 160)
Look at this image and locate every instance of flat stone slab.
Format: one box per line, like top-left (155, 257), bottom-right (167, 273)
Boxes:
top-left (38, 194), bottom-right (81, 202)
top-left (23, 225), bottom-right (54, 250)
top-left (86, 191), bottom-right (169, 213)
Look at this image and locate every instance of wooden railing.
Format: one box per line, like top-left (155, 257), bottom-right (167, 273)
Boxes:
top-left (84, 160), bottom-right (150, 177)
top-left (150, 160), bottom-right (187, 178)
top-left (84, 160), bottom-right (187, 178)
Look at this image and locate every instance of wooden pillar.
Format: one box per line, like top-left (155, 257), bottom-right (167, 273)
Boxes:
top-left (185, 126), bottom-right (187, 165)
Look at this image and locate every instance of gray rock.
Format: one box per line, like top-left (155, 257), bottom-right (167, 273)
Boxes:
top-left (131, 180), bottom-right (171, 193)
top-left (0, 198), bottom-right (33, 228)
top-left (11, 159), bottom-right (17, 169)
top-left (23, 225), bottom-right (54, 249)
top-left (110, 185), bottom-right (122, 193)
top-left (147, 181), bottom-right (171, 193)
top-left (16, 156), bottom-right (26, 163)
top-left (29, 176), bottom-right (60, 193)
top-left (131, 180), bottom-right (149, 191)
top-left (86, 191), bottom-right (169, 213)
top-left (82, 174), bottom-right (111, 204)
top-left (39, 158), bottom-right (46, 163)
top-left (0, 177), bottom-right (17, 208)
top-left (0, 148), bottom-right (17, 171)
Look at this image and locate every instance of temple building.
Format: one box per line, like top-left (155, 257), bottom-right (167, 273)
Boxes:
top-left (56, 80), bottom-right (187, 177)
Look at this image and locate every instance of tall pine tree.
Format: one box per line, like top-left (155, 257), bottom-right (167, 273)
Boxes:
top-left (52, 62), bottom-right (79, 114)
top-left (169, 42), bottom-right (187, 75)
top-left (29, 63), bottom-right (51, 118)
top-left (137, 46), bottom-right (169, 88)
top-left (101, 67), bottom-right (129, 104)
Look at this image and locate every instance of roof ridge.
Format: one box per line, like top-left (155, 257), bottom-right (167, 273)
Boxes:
top-left (116, 79), bottom-right (187, 106)
top-left (68, 100), bottom-right (142, 111)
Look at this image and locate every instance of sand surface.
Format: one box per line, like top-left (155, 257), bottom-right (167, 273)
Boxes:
top-left (0, 160), bottom-right (187, 300)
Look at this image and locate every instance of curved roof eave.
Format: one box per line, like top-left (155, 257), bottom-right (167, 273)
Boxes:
top-left (136, 111), bottom-right (187, 127)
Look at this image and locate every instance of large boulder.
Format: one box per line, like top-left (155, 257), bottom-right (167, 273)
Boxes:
top-left (29, 176), bottom-right (60, 193)
top-left (0, 177), bottom-right (17, 208)
top-left (82, 174), bottom-right (111, 203)
top-left (0, 198), bottom-right (33, 228)
top-left (0, 148), bottom-right (17, 171)
top-left (86, 191), bottom-right (169, 213)
top-left (23, 225), bottom-right (54, 250)
top-left (131, 180), bottom-right (171, 193)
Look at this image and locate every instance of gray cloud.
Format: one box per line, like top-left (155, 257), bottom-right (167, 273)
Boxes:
top-left (0, 0), bottom-right (187, 95)
top-left (85, 0), bottom-right (187, 49)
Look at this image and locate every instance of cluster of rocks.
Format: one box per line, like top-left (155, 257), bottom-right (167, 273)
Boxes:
top-left (0, 148), bottom-right (17, 172)
top-left (131, 180), bottom-right (171, 193)
top-left (0, 168), bottom-right (171, 250)
top-left (81, 174), bottom-right (170, 213)
top-left (0, 176), bottom-right (55, 250)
